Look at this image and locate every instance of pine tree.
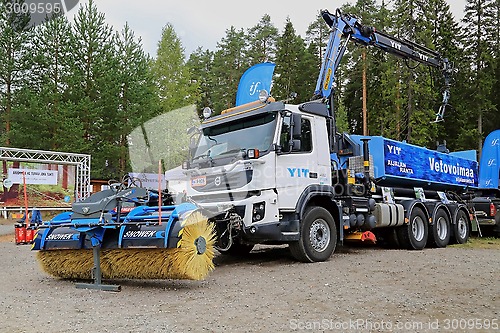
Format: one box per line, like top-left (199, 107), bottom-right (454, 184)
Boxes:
top-left (68, 0), bottom-right (120, 178)
top-left (187, 47), bottom-right (214, 116)
top-left (247, 14), bottom-right (278, 63)
top-left (10, 15), bottom-right (86, 152)
top-left (151, 23), bottom-right (198, 113)
top-left (274, 18), bottom-right (310, 102)
top-left (417, 0), bottom-right (465, 150)
top-left (365, 2), bottom-right (404, 139)
top-left (113, 23), bottom-right (159, 175)
top-left (461, 0), bottom-right (496, 154)
top-left (486, 0), bottom-right (499, 137)
top-left (305, 13), bottom-right (330, 67)
top-left (340, 0), bottom-right (377, 135)
top-left (386, 0), bottom-right (441, 146)
top-left (211, 26), bottom-right (248, 112)
top-left (0, 0), bottom-right (32, 146)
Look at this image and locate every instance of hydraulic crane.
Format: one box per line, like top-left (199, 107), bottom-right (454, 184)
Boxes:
top-left (314, 9), bottom-right (454, 123)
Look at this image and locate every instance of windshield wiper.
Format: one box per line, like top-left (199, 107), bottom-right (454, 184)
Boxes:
top-left (217, 148), bottom-right (246, 157)
top-left (191, 150), bottom-right (213, 166)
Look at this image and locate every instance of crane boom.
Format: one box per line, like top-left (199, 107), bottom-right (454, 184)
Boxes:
top-left (314, 9), bottom-right (454, 122)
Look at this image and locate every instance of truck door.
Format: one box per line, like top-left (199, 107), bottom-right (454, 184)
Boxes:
top-left (275, 113), bottom-right (319, 209)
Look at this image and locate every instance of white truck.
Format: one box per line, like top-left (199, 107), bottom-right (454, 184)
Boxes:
top-left (181, 9), bottom-right (485, 262)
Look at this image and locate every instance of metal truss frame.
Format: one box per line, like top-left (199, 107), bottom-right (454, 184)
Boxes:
top-left (0, 147), bottom-right (91, 201)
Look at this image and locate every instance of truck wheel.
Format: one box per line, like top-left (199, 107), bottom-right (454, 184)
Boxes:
top-left (374, 228), bottom-right (400, 249)
top-left (452, 209), bottom-right (470, 244)
top-left (289, 207), bottom-right (337, 262)
top-left (219, 240), bottom-right (254, 256)
top-left (494, 213), bottom-right (500, 238)
top-left (396, 207), bottom-right (428, 250)
top-left (428, 209), bottom-right (450, 248)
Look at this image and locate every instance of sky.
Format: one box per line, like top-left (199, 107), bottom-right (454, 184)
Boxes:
top-left (71, 0), bottom-right (468, 57)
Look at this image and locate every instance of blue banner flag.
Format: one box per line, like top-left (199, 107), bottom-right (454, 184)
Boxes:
top-left (479, 130), bottom-right (500, 189)
top-left (235, 62), bottom-right (275, 106)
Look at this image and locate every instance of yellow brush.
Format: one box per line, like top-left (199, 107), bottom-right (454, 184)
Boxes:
top-left (37, 211), bottom-right (216, 281)
top-left (37, 249), bottom-right (94, 280)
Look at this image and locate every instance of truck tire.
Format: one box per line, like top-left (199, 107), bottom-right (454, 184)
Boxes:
top-left (452, 209), bottom-right (470, 244)
top-left (494, 213), bottom-right (500, 238)
top-left (428, 209), bottom-right (451, 248)
top-left (396, 207), bottom-right (428, 250)
top-left (373, 228), bottom-right (400, 249)
top-left (289, 206), bottom-right (337, 262)
top-left (218, 240), bottom-right (254, 256)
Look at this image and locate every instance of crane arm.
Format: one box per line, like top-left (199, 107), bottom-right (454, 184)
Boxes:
top-left (314, 9), bottom-right (454, 122)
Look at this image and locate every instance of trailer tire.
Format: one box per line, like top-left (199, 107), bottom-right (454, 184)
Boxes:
top-left (494, 213), bottom-right (500, 238)
top-left (396, 207), bottom-right (428, 250)
top-left (452, 209), bottom-right (470, 244)
top-left (428, 209), bottom-right (450, 248)
top-left (289, 207), bottom-right (337, 262)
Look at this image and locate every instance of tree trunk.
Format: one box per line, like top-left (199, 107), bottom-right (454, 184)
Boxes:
top-left (478, 110), bottom-right (483, 158)
top-left (5, 80), bottom-right (11, 146)
top-left (362, 49), bottom-right (368, 136)
top-left (407, 76), bottom-right (413, 142)
top-left (62, 165), bottom-right (68, 190)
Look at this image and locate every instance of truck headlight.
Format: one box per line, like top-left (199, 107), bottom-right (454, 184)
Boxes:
top-left (247, 149), bottom-right (260, 159)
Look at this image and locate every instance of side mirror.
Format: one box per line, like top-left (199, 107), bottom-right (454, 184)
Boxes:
top-left (287, 113), bottom-right (302, 152)
top-left (188, 127), bottom-right (200, 158)
top-left (291, 139), bottom-right (301, 151)
top-left (188, 139), bottom-right (197, 159)
top-left (292, 113), bottom-right (302, 139)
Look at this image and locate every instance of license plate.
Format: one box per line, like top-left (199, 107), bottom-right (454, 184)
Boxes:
top-left (191, 176), bottom-right (206, 187)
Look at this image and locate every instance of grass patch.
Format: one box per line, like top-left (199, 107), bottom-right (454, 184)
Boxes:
top-left (450, 237), bottom-right (500, 250)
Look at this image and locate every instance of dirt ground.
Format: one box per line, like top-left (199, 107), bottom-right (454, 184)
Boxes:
top-left (0, 221), bottom-right (498, 333)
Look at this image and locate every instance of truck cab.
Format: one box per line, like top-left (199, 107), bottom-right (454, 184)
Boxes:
top-left (184, 96), bottom-right (345, 261)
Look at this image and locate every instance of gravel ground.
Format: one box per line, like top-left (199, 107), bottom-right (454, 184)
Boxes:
top-left (0, 224), bottom-right (13, 236)
top-left (0, 222), bottom-right (498, 333)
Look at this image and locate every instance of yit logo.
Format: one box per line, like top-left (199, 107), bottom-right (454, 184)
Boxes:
top-left (387, 144), bottom-right (402, 155)
top-left (492, 138), bottom-right (500, 147)
top-left (214, 176), bottom-right (221, 187)
top-left (249, 81), bottom-right (262, 96)
top-left (488, 159), bottom-right (496, 167)
top-left (287, 168), bottom-right (310, 178)
top-left (390, 40), bottom-right (402, 51)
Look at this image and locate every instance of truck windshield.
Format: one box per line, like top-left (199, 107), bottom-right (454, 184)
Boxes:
top-left (191, 112), bottom-right (277, 165)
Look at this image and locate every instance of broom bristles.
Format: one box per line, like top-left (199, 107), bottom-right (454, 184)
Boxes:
top-left (37, 249), bottom-right (94, 280)
top-left (36, 211), bottom-right (216, 281)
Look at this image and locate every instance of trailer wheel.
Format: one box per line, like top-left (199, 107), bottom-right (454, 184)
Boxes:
top-left (428, 209), bottom-right (450, 248)
top-left (452, 209), bottom-right (470, 244)
top-left (289, 207), bottom-right (337, 262)
top-left (494, 213), bottom-right (500, 238)
top-left (396, 207), bottom-right (428, 250)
